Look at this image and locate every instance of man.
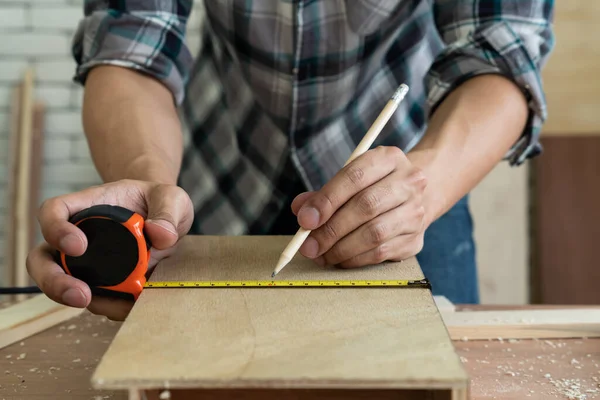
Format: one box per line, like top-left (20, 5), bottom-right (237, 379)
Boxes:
top-left (26, 1), bottom-right (554, 320)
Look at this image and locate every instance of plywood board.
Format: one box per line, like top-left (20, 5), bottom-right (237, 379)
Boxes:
top-left (92, 235), bottom-right (468, 395)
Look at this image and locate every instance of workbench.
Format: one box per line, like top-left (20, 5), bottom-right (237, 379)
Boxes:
top-left (1, 305), bottom-right (599, 400)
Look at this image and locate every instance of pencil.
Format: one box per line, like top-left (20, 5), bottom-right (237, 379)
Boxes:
top-left (272, 83), bottom-right (410, 277)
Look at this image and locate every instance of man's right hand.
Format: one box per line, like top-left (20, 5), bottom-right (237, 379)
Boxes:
top-left (26, 179), bottom-right (194, 321)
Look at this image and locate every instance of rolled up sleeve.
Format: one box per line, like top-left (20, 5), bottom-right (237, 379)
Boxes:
top-left (71, 0), bottom-right (194, 105)
top-left (426, 1), bottom-right (555, 165)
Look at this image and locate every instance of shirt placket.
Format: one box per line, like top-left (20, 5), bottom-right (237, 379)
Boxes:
top-left (288, 0), bottom-right (313, 191)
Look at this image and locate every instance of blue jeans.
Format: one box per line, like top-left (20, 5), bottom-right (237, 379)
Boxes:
top-left (417, 195), bottom-right (479, 304)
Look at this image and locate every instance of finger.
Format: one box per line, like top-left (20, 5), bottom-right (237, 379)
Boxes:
top-left (321, 199), bottom-right (426, 265)
top-left (300, 170), bottom-right (412, 259)
top-left (37, 196), bottom-right (89, 257)
top-left (26, 243), bottom-right (92, 308)
top-left (87, 297), bottom-right (134, 321)
top-left (297, 146), bottom-right (400, 230)
top-left (37, 180), bottom-right (150, 256)
top-left (336, 233), bottom-right (425, 269)
top-left (290, 191), bottom-right (316, 215)
top-left (145, 184), bottom-right (194, 250)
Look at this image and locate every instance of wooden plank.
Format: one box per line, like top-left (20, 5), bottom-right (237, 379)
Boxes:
top-left (4, 84), bottom-right (21, 287)
top-left (0, 294), bottom-right (84, 349)
top-left (28, 102), bottom-right (45, 253)
top-left (140, 388), bottom-right (457, 399)
top-left (532, 136), bottom-right (600, 303)
top-left (442, 308), bottom-right (600, 340)
top-left (542, 1), bottom-right (600, 134)
top-left (92, 235), bottom-right (468, 396)
top-left (14, 68), bottom-right (35, 300)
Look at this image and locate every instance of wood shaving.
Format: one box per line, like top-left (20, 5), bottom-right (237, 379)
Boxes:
top-left (17, 353), bottom-right (26, 360)
top-left (72, 359), bottom-right (81, 363)
top-left (67, 324), bottom-right (77, 330)
top-left (159, 390), bottom-right (171, 399)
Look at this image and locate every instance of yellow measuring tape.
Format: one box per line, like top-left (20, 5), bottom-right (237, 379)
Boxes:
top-left (144, 279), bottom-right (430, 288)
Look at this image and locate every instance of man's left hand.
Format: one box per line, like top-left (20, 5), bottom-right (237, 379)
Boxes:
top-left (291, 146), bottom-right (428, 268)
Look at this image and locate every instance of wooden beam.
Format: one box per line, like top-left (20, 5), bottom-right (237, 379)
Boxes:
top-left (4, 84), bottom-right (21, 288)
top-left (14, 68), bottom-right (35, 301)
top-left (0, 294), bottom-right (84, 349)
top-left (442, 308), bottom-right (600, 340)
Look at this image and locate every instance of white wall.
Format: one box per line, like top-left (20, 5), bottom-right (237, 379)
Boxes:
top-left (0, 0), bottom-right (204, 283)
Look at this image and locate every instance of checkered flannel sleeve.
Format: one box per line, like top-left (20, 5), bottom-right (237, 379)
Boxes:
top-left (71, 0), bottom-right (194, 105)
top-left (426, 0), bottom-right (555, 165)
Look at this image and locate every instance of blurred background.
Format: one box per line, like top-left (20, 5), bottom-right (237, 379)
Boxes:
top-left (0, 1), bottom-right (596, 305)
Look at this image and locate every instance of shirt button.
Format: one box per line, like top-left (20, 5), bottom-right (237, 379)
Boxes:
top-left (292, 67), bottom-right (299, 74)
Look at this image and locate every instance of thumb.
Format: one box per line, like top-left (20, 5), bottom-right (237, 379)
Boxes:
top-left (144, 184), bottom-right (194, 250)
top-left (291, 191), bottom-right (316, 216)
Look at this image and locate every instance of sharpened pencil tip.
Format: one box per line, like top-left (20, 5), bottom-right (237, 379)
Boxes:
top-left (271, 272), bottom-right (276, 278)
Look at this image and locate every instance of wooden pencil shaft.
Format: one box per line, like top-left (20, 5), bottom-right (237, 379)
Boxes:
top-left (275, 84), bottom-right (409, 272)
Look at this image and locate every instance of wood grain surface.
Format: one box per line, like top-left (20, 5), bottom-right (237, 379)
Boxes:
top-left (0, 294), bottom-right (84, 349)
top-left (91, 235), bottom-right (467, 394)
top-left (2, 306), bottom-right (599, 400)
top-left (443, 308), bottom-right (600, 340)
top-left (532, 136), bottom-right (600, 303)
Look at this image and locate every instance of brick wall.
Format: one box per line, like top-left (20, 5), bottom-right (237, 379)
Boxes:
top-left (0, 0), bottom-right (204, 284)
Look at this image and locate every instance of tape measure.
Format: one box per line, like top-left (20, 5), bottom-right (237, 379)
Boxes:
top-left (145, 279), bottom-right (430, 288)
top-left (53, 204), bottom-right (430, 301)
top-left (56, 204), bottom-right (151, 301)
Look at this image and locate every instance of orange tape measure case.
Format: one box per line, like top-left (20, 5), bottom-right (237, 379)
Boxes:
top-left (56, 205), bottom-right (151, 301)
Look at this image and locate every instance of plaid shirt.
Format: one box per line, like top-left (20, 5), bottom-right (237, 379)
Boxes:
top-left (72, 0), bottom-right (554, 235)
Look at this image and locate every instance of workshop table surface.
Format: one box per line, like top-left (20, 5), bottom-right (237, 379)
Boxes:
top-left (1, 304), bottom-right (599, 400)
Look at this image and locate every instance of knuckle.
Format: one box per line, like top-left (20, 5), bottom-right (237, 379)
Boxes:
top-left (311, 191), bottom-right (336, 217)
top-left (367, 222), bottom-right (388, 244)
top-left (343, 165), bottom-right (365, 186)
top-left (373, 243), bottom-right (390, 263)
top-left (321, 220), bottom-right (339, 242)
top-left (410, 168), bottom-right (428, 191)
top-left (357, 191), bottom-right (381, 216)
top-left (39, 197), bottom-right (58, 215)
top-left (416, 205), bottom-right (426, 220)
top-left (385, 145), bottom-right (403, 158)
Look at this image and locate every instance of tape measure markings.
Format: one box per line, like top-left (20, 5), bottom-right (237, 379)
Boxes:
top-left (144, 279), bottom-right (430, 288)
